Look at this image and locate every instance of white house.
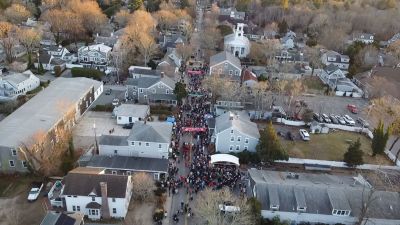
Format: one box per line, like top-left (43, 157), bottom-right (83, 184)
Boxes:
top-left (280, 31), bottom-right (296, 49)
top-left (224, 23), bottom-right (251, 58)
top-left (78, 43), bottom-right (112, 71)
top-left (0, 70), bottom-right (40, 101)
top-left (319, 64), bottom-right (363, 97)
top-left (352, 33), bottom-right (374, 44)
top-left (99, 122), bottom-right (173, 159)
top-left (43, 45), bottom-right (70, 59)
top-left (321, 50), bottom-right (350, 71)
top-left (112, 104), bottom-right (150, 125)
top-left (214, 111), bottom-right (260, 153)
top-left (60, 171), bottom-right (133, 220)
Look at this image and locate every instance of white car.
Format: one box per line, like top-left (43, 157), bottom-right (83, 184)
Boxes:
top-left (299, 129), bottom-right (310, 141)
top-left (336, 115), bottom-right (346, 125)
top-left (112, 98), bottom-right (119, 106)
top-left (27, 182), bottom-right (43, 202)
top-left (343, 115), bottom-right (355, 126)
top-left (219, 202), bottom-right (240, 213)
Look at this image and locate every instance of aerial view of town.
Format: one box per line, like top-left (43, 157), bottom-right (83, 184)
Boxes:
top-left (0, 0), bottom-right (400, 225)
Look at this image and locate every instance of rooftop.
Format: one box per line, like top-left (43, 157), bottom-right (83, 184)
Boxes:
top-left (79, 43), bottom-right (112, 53)
top-left (62, 172), bottom-right (128, 198)
top-left (113, 104), bottom-right (149, 117)
top-left (249, 169), bottom-right (400, 219)
top-left (40, 212), bottom-right (83, 225)
top-left (85, 155), bottom-right (169, 173)
top-left (128, 122), bottom-right (173, 143)
top-left (215, 111), bottom-right (260, 139)
top-left (210, 51), bottom-right (241, 70)
top-left (0, 77), bottom-right (102, 148)
top-left (99, 135), bottom-right (129, 146)
top-left (1, 70), bottom-right (34, 86)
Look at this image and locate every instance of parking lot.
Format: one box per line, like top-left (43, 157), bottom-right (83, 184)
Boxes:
top-left (73, 111), bottom-right (131, 150)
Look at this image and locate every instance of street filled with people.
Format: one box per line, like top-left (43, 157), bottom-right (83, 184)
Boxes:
top-left (163, 65), bottom-right (245, 224)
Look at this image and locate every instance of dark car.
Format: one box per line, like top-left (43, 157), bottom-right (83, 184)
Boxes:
top-left (105, 89), bottom-right (112, 95)
top-left (330, 114), bottom-right (339, 124)
top-left (313, 113), bottom-right (323, 122)
top-left (122, 123), bottom-right (134, 129)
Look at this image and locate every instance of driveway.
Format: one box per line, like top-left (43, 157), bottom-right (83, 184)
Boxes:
top-left (91, 86), bottom-right (126, 107)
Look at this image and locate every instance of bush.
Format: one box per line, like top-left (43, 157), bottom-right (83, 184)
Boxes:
top-left (230, 150), bottom-right (260, 165)
top-left (26, 86), bottom-right (43, 95)
top-left (92, 104), bottom-right (113, 112)
top-left (54, 66), bottom-right (62, 77)
top-left (154, 187), bottom-right (166, 196)
top-left (153, 210), bottom-right (164, 222)
top-left (71, 67), bottom-right (105, 81)
top-left (158, 114), bottom-right (167, 121)
top-left (150, 105), bottom-right (173, 115)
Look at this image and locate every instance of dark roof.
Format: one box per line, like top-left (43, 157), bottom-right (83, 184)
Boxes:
top-left (131, 68), bottom-right (161, 77)
top-left (99, 135), bottom-right (129, 146)
top-left (63, 173), bottom-right (128, 198)
top-left (86, 202), bottom-right (102, 209)
top-left (217, 15), bottom-right (245, 25)
top-left (54, 214), bottom-right (76, 225)
top-left (86, 155), bottom-right (169, 173)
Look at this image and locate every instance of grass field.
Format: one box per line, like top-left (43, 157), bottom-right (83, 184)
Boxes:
top-left (281, 131), bottom-right (393, 165)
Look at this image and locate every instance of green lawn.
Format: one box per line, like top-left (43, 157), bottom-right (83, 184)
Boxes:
top-left (281, 131), bottom-right (393, 165)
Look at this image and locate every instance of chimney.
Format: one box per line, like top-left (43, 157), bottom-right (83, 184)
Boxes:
top-left (100, 182), bottom-right (110, 219)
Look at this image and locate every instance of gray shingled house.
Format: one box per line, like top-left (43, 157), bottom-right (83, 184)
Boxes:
top-left (209, 51), bottom-right (242, 79)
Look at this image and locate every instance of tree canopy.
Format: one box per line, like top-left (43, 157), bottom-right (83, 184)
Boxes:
top-left (173, 81), bottom-right (188, 104)
top-left (256, 121), bottom-right (289, 163)
top-left (372, 120), bottom-right (391, 156)
top-left (343, 138), bottom-right (364, 167)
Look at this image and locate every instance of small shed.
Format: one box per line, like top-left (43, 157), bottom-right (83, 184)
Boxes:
top-left (310, 121), bottom-right (329, 134)
top-left (113, 104), bottom-right (150, 125)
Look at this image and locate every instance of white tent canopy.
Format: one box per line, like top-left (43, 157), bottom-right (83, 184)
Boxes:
top-left (210, 154), bottom-right (240, 166)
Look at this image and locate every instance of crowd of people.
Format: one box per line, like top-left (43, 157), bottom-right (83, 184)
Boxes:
top-left (163, 66), bottom-right (244, 224)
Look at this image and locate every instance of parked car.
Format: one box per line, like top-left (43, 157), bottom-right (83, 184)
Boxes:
top-left (357, 117), bottom-right (370, 128)
top-left (330, 114), bottom-right (338, 124)
top-left (299, 129), bottom-right (310, 141)
top-left (28, 182), bottom-right (44, 202)
top-left (105, 89), bottom-right (112, 95)
top-left (287, 131), bottom-right (294, 141)
top-left (112, 98), bottom-right (119, 106)
top-left (122, 123), bottom-right (134, 129)
top-left (322, 114), bottom-right (331, 123)
top-left (336, 115), bottom-right (346, 125)
top-left (343, 115), bottom-right (356, 126)
top-left (219, 202), bottom-right (240, 213)
top-left (313, 113), bottom-right (323, 123)
top-left (347, 104), bottom-right (358, 114)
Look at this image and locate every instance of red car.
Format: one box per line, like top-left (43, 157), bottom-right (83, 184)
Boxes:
top-left (347, 104), bottom-right (358, 114)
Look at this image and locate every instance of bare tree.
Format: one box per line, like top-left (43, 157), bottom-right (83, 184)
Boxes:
top-left (17, 28), bottom-right (42, 63)
top-left (193, 187), bottom-right (254, 225)
top-left (4, 3), bottom-right (32, 24)
top-left (137, 33), bottom-right (159, 66)
top-left (0, 21), bottom-right (18, 63)
top-left (115, 9), bottom-right (131, 28)
top-left (176, 43), bottom-right (194, 64)
top-left (131, 172), bottom-right (156, 201)
top-left (356, 186), bottom-right (378, 225)
top-left (286, 79), bottom-right (306, 114)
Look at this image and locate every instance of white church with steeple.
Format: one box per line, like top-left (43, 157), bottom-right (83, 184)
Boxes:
top-left (224, 23), bottom-right (250, 58)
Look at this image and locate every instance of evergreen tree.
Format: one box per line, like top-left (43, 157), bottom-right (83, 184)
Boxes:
top-left (343, 138), bottom-right (364, 167)
top-left (372, 120), bottom-right (391, 156)
top-left (173, 81), bottom-right (188, 104)
top-left (257, 121), bottom-right (289, 163)
top-left (278, 19), bottom-right (288, 35)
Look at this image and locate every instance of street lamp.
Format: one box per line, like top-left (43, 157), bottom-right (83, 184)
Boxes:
top-left (93, 122), bottom-right (99, 154)
top-left (37, 52), bottom-right (40, 74)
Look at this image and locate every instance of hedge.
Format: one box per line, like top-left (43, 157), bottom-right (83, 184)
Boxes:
top-left (92, 104), bottom-right (113, 112)
top-left (71, 67), bottom-right (105, 81)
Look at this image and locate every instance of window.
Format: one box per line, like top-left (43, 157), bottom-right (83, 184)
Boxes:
top-left (230, 130), bottom-right (234, 134)
top-left (138, 142), bottom-right (141, 146)
top-left (11, 149), bottom-right (17, 156)
top-left (139, 89), bottom-right (143, 93)
top-left (333, 209), bottom-right (337, 215)
top-left (229, 70), bottom-right (233, 75)
top-left (236, 145), bottom-right (240, 151)
top-left (112, 198), bottom-right (116, 202)
top-left (146, 142), bottom-right (149, 147)
top-left (126, 171), bottom-right (132, 176)
top-left (237, 136), bottom-right (241, 142)
top-left (230, 136), bottom-right (234, 142)
top-left (166, 89), bottom-right (170, 94)
top-left (112, 171), bottom-right (117, 175)
top-left (244, 146), bottom-right (248, 151)
top-left (72, 206), bottom-right (76, 211)
top-left (152, 89), bottom-right (156, 94)
top-left (158, 144), bottom-right (162, 148)
top-left (73, 196), bottom-right (77, 198)
top-left (118, 117), bottom-right (122, 120)
top-left (131, 142), bottom-right (135, 146)
top-left (92, 197), bottom-right (95, 201)
top-left (229, 145), bottom-right (233, 151)
top-left (21, 161), bottom-right (27, 168)
top-left (113, 208), bottom-right (117, 214)
top-left (114, 150), bottom-right (118, 155)
top-left (9, 160), bottom-right (15, 167)
top-left (235, 70), bottom-right (239, 76)
top-left (90, 209), bottom-right (98, 215)
top-left (245, 138), bottom-right (249, 144)
top-left (77, 206), bottom-right (80, 211)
